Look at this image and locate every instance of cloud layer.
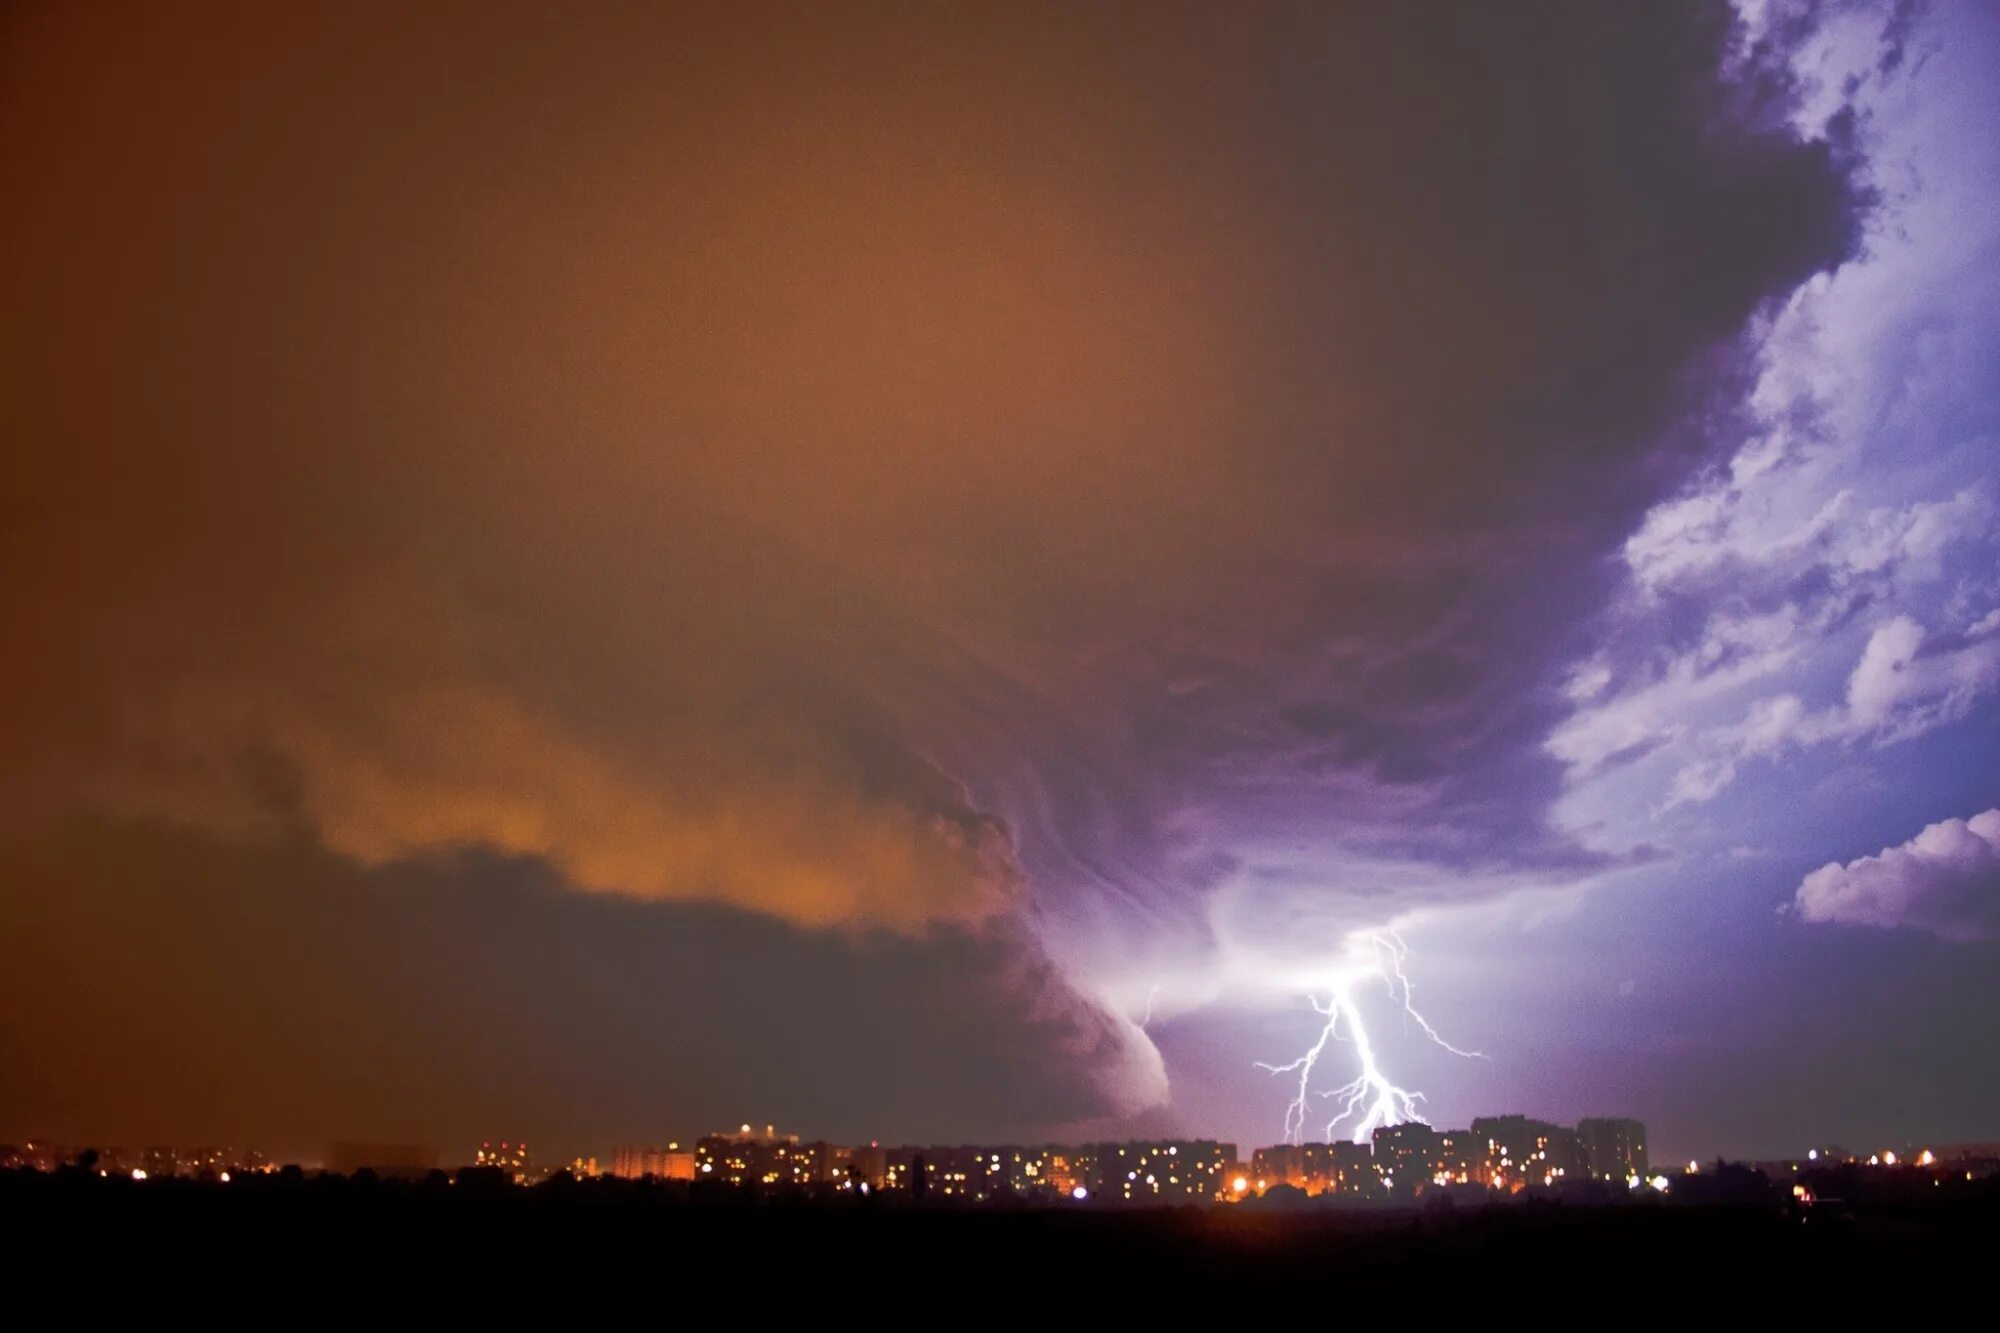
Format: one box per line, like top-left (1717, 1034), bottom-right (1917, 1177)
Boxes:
top-left (0, 4), bottom-right (1860, 941)
top-left (1549, 0), bottom-right (2000, 848)
top-left (1795, 809), bottom-right (2000, 941)
top-left (0, 1), bottom-right (1918, 1140)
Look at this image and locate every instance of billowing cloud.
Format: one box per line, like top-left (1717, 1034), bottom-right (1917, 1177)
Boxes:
top-left (0, 3), bottom-right (1860, 937)
top-left (0, 0), bottom-right (1905, 1139)
top-left (1794, 809), bottom-right (2000, 940)
top-left (1550, 0), bottom-right (2000, 838)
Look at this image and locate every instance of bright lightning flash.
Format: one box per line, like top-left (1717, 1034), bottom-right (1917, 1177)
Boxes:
top-left (1255, 931), bottom-right (1484, 1145)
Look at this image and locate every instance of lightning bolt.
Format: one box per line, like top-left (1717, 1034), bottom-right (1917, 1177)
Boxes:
top-left (1255, 931), bottom-right (1484, 1145)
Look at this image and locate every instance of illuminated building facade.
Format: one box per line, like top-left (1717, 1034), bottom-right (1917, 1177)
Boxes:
top-left (1039, 1147), bottom-right (1094, 1198)
top-left (1371, 1122), bottom-right (1439, 1197)
top-left (1320, 1140), bottom-right (1379, 1195)
top-left (691, 1126), bottom-right (858, 1188)
top-left (849, 1142), bottom-right (887, 1189)
top-left (1250, 1143), bottom-right (1304, 1191)
top-left (1471, 1116), bottom-right (1584, 1190)
top-left (788, 1140), bottom-right (854, 1188)
top-left (1246, 1141), bottom-right (1380, 1197)
top-left (871, 1144), bottom-right (1098, 1199)
top-left (1369, 1124), bottom-right (1484, 1194)
top-left (611, 1143), bottom-right (697, 1180)
top-left (695, 1126), bottom-right (801, 1186)
top-left (1095, 1141), bottom-right (1233, 1203)
top-left (1577, 1118), bottom-right (1649, 1182)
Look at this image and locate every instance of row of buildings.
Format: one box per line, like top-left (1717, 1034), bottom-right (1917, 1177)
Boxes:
top-left (0, 1140), bottom-right (273, 1180)
top-left (590, 1115), bottom-right (1650, 1203)
top-left (602, 1127), bottom-right (1235, 1202)
top-left (22, 1122), bottom-right (2000, 1201)
top-left (1250, 1116), bottom-right (1649, 1197)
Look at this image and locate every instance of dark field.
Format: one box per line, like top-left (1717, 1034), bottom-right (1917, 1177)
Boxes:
top-left (11, 1168), bottom-right (1993, 1313)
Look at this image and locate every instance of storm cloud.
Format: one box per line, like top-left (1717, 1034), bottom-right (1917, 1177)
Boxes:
top-left (0, 1), bottom-right (1887, 1140)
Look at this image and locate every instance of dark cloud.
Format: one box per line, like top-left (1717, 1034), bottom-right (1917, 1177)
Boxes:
top-left (0, 2), bottom-right (1866, 1129)
top-left (0, 817), bottom-right (1159, 1157)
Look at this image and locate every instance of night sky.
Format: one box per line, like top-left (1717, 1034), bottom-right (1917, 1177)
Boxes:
top-left (3, 1), bottom-right (1996, 1166)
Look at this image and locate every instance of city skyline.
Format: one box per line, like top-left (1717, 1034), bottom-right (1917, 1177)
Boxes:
top-left (15, 1107), bottom-right (1981, 1187)
top-left (19, 1110), bottom-right (1998, 1219)
top-left (4, 2), bottom-right (1997, 1170)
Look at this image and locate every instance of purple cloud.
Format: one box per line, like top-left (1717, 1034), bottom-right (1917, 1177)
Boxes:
top-left (1794, 808), bottom-right (2000, 941)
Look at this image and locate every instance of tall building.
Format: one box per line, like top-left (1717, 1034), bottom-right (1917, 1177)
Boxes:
top-left (1372, 1122), bottom-right (1441, 1197)
top-left (1576, 1118), bottom-right (1649, 1181)
top-left (1433, 1130), bottom-right (1480, 1188)
top-left (1320, 1140), bottom-right (1380, 1196)
top-left (1471, 1116), bottom-right (1583, 1190)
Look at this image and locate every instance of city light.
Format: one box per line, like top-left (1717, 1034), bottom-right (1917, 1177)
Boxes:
top-left (12, 1114), bottom-right (1979, 1208)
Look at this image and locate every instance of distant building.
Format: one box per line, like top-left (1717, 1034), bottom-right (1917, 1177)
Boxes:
top-left (788, 1140), bottom-right (855, 1188)
top-left (886, 1145), bottom-right (981, 1198)
top-left (475, 1141), bottom-right (534, 1184)
top-left (1576, 1118), bottom-right (1649, 1181)
top-left (1095, 1140), bottom-right (1232, 1203)
top-left (1250, 1143), bottom-right (1304, 1192)
top-left (694, 1125), bottom-right (843, 1187)
top-left (1247, 1140), bottom-right (1380, 1197)
top-left (1039, 1146), bottom-right (1094, 1198)
top-left (849, 1142), bottom-right (888, 1189)
top-left (1372, 1122), bottom-right (1441, 1197)
top-left (1319, 1140), bottom-right (1380, 1195)
top-left (611, 1143), bottom-right (697, 1181)
top-left (1471, 1116), bottom-right (1583, 1190)
top-left (1433, 1130), bottom-right (1480, 1188)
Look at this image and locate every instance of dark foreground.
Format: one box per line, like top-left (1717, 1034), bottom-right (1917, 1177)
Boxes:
top-left (11, 1169), bottom-right (1994, 1313)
